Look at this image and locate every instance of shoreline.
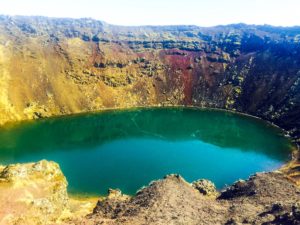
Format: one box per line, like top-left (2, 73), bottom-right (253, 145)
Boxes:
top-left (1, 105), bottom-right (299, 146)
top-left (0, 106), bottom-right (298, 200)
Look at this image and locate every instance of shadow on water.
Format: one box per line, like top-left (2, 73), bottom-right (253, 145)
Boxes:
top-left (0, 108), bottom-right (292, 159)
top-left (0, 107), bottom-right (293, 195)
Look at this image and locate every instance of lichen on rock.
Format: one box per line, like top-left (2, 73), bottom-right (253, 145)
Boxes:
top-left (192, 179), bottom-right (218, 197)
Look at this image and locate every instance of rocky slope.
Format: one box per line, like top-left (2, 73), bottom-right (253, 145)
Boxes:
top-left (81, 173), bottom-right (300, 225)
top-left (0, 16), bottom-right (299, 145)
top-left (1, 160), bottom-right (300, 225)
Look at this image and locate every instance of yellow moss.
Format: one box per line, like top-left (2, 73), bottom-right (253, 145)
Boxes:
top-left (234, 87), bottom-right (242, 94)
top-left (0, 45), bottom-right (19, 124)
top-left (67, 38), bottom-right (84, 46)
top-left (237, 76), bottom-right (244, 83)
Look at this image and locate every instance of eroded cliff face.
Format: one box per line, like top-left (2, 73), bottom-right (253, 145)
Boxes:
top-left (0, 16), bottom-right (299, 143)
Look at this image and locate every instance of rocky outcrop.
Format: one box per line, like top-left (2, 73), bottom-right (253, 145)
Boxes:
top-left (0, 160), bottom-right (69, 224)
top-left (0, 161), bottom-right (299, 225)
top-left (0, 160), bottom-right (96, 225)
top-left (77, 172), bottom-right (300, 225)
top-left (192, 179), bottom-right (218, 197)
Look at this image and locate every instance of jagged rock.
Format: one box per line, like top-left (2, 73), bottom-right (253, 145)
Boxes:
top-left (219, 179), bottom-right (251, 199)
top-left (108, 188), bottom-right (122, 199)
top-left (271, 202), bottom-right (284, 212)
top-left (192, 179), bottom-right (218, 196)
top-left (107, 188), bottom-right (130, 201)
top-left (268, 202), bottom-right (300, 225)
top-left (293, 203), bottom-right (300, 216)
top-left (94, 62), bottom-right (106, 68)
top-left (85, 172), bottom-right (300, 225)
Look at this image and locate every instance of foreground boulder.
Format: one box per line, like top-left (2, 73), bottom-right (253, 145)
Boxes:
top-left (0, 160), bottom-right (70, 224)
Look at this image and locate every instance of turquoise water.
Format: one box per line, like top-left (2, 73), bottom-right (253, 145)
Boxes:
top-left (0, 108), bottom-right (293, 195)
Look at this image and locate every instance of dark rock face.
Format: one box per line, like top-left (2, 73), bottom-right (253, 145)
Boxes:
top-left (0, 16), bottom-right (299, 145)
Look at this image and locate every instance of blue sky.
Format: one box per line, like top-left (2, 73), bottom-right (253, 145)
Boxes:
top-left (0, 0), bottom-right (299, 26)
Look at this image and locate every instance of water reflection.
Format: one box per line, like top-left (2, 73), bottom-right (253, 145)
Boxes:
top-left (0, 108), bottom-right (292, 162)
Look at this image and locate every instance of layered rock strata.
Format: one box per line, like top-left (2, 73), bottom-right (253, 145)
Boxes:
top-left (0, 16), bottom-right (299, 145)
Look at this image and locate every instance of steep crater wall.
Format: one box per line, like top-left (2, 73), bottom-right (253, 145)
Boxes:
top-left (0, 16), bottom-right (299, 145)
